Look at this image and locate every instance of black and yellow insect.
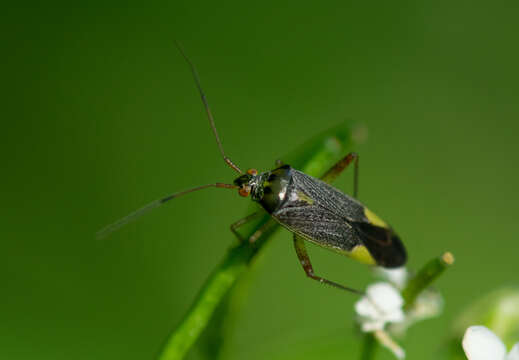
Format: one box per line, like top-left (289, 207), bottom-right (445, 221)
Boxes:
top-left (232, 160), bottom-right (406, 294)
top-left (97, 43), bottom-right (407, 294)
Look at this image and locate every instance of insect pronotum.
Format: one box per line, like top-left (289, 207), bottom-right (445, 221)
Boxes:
top-left (97, 43), bottom-right (407, 295)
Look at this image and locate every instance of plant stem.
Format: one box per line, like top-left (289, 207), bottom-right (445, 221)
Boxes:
top-left (158, 244), bottom-right (253, 360)
top-left (360, 333), bottom-right (377, 360)
top-left (402, 252), bottom-right (455, 310)
top-left (373, 330), bottom-right (405, 359)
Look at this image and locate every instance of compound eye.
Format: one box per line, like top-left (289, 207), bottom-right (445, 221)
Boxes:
top-left (246, 168), bottom-right (258, 176)
top-left (238, 186), bottom-right (251, 197)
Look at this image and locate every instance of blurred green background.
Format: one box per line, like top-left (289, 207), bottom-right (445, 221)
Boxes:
top-left (2, 1), bottom-right (519, 359)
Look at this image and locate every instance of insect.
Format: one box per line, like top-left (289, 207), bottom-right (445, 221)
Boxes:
top-left (97, 43), bottom-right (407, 294)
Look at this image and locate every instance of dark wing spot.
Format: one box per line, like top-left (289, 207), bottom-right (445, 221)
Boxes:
top-left (352, 222), bottom-right (407, 268)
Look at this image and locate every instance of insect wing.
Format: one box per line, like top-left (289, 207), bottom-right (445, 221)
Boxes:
top-left (274, 204), bottom-right (360, 252)
top-left (274, 169), bottom-right (406, 268)
top-left (350, 221), bottom-right (406, 268)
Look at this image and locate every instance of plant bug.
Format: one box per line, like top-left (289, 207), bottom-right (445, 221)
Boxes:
top-left (97, 43), bottom-right (407, 295)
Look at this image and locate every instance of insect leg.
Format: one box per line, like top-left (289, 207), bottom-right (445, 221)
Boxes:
top-left (275, 159), bottom-right (284, 167)
top-left (320, 152), bottom-right (359, 198)
top-left (293, 234), bottom-right (364, 295)
top-left (248, 218), bottom-right (277, 244)
top-left (230, 212), bottom-right (262, 242)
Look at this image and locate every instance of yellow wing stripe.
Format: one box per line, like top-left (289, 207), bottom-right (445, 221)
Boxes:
top-left (349, 245), bottom-right (376, 265)
top-left (364, 208), bottom-right (388, 228)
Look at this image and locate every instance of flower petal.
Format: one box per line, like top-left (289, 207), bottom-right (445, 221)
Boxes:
top-left (366, 282), bottom-right (403, 313)
top-left (361, 320), bottom-right (385, 332)
top-left (355, 297), bottom-right (379, 318)
top-left (462, 326), bottom-right (506, 360)
top-left (376, 267), bottom-right (408, 289)
top-left (355, 282), bottom-right (404, 332)
top-left (507, 343), bottom-right (519, 360)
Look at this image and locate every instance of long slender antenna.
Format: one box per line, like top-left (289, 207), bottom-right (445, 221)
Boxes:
top-left (175, 41), bottom-right (243, 174)
top-left (96, 183), bottom-right (237, 239)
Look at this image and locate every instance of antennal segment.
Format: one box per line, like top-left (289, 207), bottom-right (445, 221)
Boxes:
top-left (175, 41), bottom-right (243, 174)
top-left (96, 183), bottom-right (237, 239)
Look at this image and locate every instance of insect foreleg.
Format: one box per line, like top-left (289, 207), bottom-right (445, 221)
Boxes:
top-left (320, 152), bottom-right (359, 198)
top-left (248, 218), bottom-right (277, 244)
top-left (230, 214), bottom-right (277, 244)
top-left (230, 212), bottom-right (262, 242)
top-left (293, 234), bottom-right (364, 295)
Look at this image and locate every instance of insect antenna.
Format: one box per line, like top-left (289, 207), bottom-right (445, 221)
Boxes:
top-left (96, 183), bottom-right (238, 239)
top-left (175, 41), bottom-right (243, 174)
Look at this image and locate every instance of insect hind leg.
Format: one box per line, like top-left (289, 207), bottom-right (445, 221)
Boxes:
top-left (320, 152), bottom-right (359, 198)
top-left (293, 234), bottom-right (364, 295)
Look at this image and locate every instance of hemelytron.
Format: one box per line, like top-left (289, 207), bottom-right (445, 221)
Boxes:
top-left (97, 43), bottom-right (407, 295)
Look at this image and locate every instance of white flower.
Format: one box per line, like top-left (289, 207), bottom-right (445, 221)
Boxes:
top-left (372, 266), bottom-right (443, 335)
top-left (374, 266), bottom-right (408, 289)
top-left (462, 325), bottom-right (519, 360)
top-left (355, 282), bottom-right (405, 332)
top-left (355, 282), bottom-right (406, 359)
